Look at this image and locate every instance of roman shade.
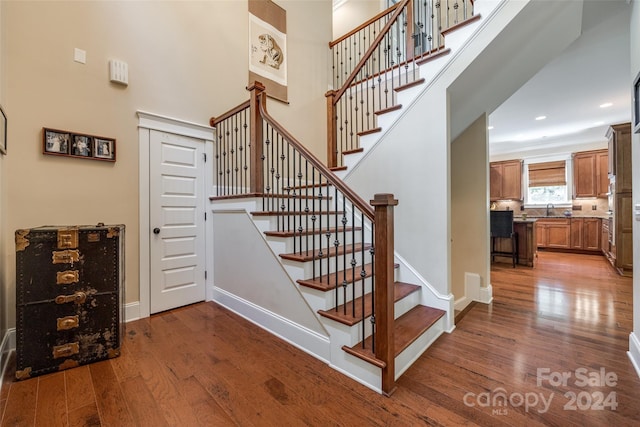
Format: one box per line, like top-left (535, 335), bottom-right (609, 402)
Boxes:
top-left (528, 161), bottom-right (566, 187)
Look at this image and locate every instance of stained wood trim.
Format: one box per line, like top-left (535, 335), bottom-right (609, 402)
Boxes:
top-left (357, 128), bottom-right (381, 137)
top-left (209, 100), bottom-right (250, 127)
top-left (394, 79), bottom-right (425, 92)
top-left (333, 0), bottom-right (412, 103)
top-left (329, 2), bottom-right (404, 48)
top-left (375, 105), bottom-right (402, 116)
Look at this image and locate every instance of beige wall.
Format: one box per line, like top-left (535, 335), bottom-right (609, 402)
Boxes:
top-left (451, 114), bottom-right (489, 303)
top-left (333, 0), bottom-right (383, 40)
top-left (2, 0), bottom-right (331, 329)
top-left (0, 0), bottom-right (7, 341)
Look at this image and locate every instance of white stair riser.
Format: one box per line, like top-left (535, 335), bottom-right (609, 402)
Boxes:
top-left (300, 277), bottom-right (374, 312)
top-left (265, 230), bottom-right (362, 254)
top-left (395, 316), bottom-right (445, 380)
top-left (280, 251), bottom-right (373, 281)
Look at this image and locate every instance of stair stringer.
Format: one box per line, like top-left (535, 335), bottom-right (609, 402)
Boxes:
top-left (210, 201), bottom-right (331, 363)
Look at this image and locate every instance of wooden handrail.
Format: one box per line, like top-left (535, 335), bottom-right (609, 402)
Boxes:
top-left (210, 99), bottom-right (250, 127)
top-left (329, 2), bottom-right (402, 48)
top-left (257, 91), bottom-right (375, 222)
top-left (332, 0), bottom-right (411, 104)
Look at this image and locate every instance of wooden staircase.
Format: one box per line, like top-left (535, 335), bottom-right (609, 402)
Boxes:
top-left (249, 198), bottom-right (445, 394)
top-left (207, 0), bottom-right (489, 395)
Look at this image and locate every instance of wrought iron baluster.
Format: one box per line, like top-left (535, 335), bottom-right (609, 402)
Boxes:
top-left (301, 156), bottom-right (307, 255)
top-left (311, 167), bottom-right (317, 279)
top-left (350, 201), bottom-right (356, 321)
top-left (370, 225), bottom-right (375, 352)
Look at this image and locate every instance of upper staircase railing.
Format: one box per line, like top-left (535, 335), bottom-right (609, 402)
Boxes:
top-left (211, 82), bottom-right (400, 395)
top-left (327, 0), bottom-right (474, 168)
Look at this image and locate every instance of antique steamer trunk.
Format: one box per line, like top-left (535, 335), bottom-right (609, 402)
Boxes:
top-left (15, 224), bottom-right (124, 380)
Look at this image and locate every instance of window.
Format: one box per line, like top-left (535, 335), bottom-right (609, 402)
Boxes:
top-left (526, 160), bottom-right (570, 205)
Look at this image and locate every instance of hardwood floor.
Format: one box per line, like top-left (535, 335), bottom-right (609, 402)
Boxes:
top-left (1, 251), bottom-right (639, 426)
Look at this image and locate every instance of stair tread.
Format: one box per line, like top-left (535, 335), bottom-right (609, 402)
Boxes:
top-left (319, 282), bottom-right (421, 326)
top-left (297, 263), bottom-right (399, 291)
top-left (342, 147), bottom-right (364, 156)
top-left (375, 105), bottom-right (402, 116)
top-left (280, 243), bottom-right (372, 262)
top-left (342, 305), bottom-right (446, 368)
top-left (251, 210), bottom-right (344, 216)
top-left (211, 192), bottom-right (331, 201)
top-left (415, 48), bottom-right (451, 66)
top-left (265, 226), bottom-right (362, 238)
top-left (441, 14), bottom-right (481, 37)
top-left (357, 127), bottom-right (382, 137)
top-left (330, 166), bottom-right (348, 172)
top-left (394, 78), bottom-right (425, 93)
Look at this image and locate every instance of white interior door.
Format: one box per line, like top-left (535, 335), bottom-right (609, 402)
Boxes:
top-left (149, 130), bottom-right (206, 313)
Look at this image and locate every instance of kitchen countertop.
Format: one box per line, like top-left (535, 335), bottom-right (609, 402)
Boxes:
top-left (514, 215), bottom-right (610, 220)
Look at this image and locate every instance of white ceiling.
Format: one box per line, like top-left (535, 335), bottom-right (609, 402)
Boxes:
top-left (488, 0), bottom-right (632, 158)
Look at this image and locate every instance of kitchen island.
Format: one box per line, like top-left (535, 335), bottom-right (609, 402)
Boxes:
top-left (492, 218), bottom-right (537, 267)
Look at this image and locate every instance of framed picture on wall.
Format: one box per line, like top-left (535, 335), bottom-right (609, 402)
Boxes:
top-left (71, 134), bottom-right (92, 157)
top-left (94, 137), bottom-right (115, 161)
top-left (43, 128), bottom-right (71, 155)
top-left (634, 70), bottom-right (640, 134)
top-left (0, 105), bottom-right (6, 155)
top-left (43, 127), bottom-right (116, 162)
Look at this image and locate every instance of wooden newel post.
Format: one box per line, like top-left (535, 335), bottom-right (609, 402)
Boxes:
top-left (371, 193), bottom-right (398, 396)
top-left (325, 90), bottom-right (338, 168)
top-left (249, 81), bottom-right (266, 194)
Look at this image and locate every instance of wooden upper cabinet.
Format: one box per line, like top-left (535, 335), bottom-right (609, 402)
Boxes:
top-left (490, 160), bottom-right (522, 201)
top-left (572, 149), bottom-right (608, 198)
top-left (607, 123), bottom-right (632, 194)
top-left (596, 150), bottom-right (609, 197)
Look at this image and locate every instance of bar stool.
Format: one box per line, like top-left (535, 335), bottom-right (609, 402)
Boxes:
top-left (490, 210), bottom-right (518, 268)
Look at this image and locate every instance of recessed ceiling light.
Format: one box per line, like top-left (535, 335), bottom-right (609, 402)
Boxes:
top-left (488, 126), bottom-right (494, 130)
top-left (535, 116), bottom-right (547, 121)
top-left (600, 102), bottom-right (613, 108)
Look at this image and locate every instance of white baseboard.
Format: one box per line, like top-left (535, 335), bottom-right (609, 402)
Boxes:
top-left (1, 328), bottom-right (16, 389)
top-left (459, 272), bottom-right (493, 308)
top-left (479, 284), bottom-right (493, 304)
top-left (454, 295), bottom-right (470, 312)
top-left (212, 287), bottom-right (331, 363)
top-left (628, 332), bottom-right (640, 379)
top-left (125, 301), bottom-right (141, 322)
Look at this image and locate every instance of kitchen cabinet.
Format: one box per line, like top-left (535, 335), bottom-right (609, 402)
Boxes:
top-left (606, 123), bottom-right (633, 276)
top-left (490, 160), bottom-right (522, 201)
top-left (572, 149), bottom-right (608, 198)
top-left (536, 218), bottom-right (570, 249)
top-left (607, 123), bottom-right (632, 193)
top-left (615, 193), bottom-right (633, 275)
top-left (570, 218), bottom-right (601, 251)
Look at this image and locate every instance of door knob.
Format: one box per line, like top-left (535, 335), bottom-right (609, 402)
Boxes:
top-left (153, 228), bottom-right (160, 235)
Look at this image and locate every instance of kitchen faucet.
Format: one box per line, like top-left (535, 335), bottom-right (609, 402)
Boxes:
top-left (546, 203), bottom-right (554, 217)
